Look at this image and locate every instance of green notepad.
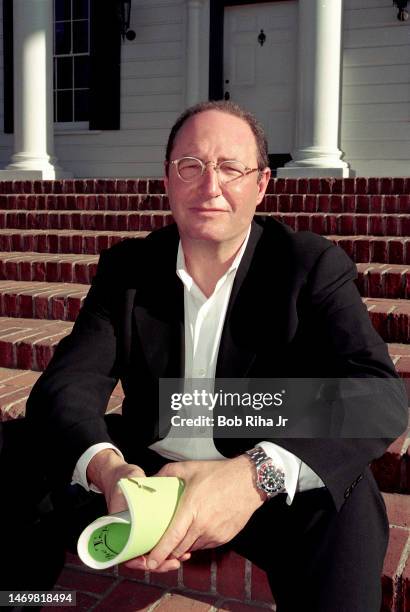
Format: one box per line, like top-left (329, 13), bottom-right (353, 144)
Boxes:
top-left (77, 476), bottom-right (185, 569)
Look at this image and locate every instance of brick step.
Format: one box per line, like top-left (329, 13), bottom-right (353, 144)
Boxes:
top-left (389, 344), bottom-right (410, 400)
top-left (364, 298), bottom-right (410, 343)
top-left (0, 229), bottom-right (148, 254)
top-left (50, 493), bottom-right (409, 612)
top-left (1, 281), bottom-right (409, 338)
top-left (1, 193), bottom-right (410, 215)
top-left (1, 210), bottom-right (410, 239)
top-left (0, 313), bottom-right (407, 377)
top-left (0, 193), bottom-right (170, 211)
top-left (0, 317), bottom-right (73, 371)
top-left (0, 252), bottom-right (98, 284)
top-left (356, 264), bottom-right (410, 299)
top-left (0, 231), bottom-right (407, 271)
top-left (0, 178), bottom-right (165, 196)
top-left (1, 177), bottom-right (410, 196)
top-left (0, 210), bottom-right (172, 232)
top-left (264, 213), bottom-right (410, 236)
top-left (372, 423), bottom-right (410, 494)
top-left (1, 255), bottom-right (408, 300)
top-left (262, 194), bottom-right (410, 214)
top-left (328, 235), bottom-right (410, 265)
top-left (0, 367), bottom-right (124, 421)
top-left (381, 493), bottom-right (410, 612)
top-left (0, 281), bottom-right (87, 321)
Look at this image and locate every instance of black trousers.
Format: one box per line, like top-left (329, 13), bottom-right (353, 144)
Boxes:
top-left (0, 416), bottom-right (389, 612)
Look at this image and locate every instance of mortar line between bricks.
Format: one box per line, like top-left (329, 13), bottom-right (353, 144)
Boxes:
top-left (210, 558), bottom-right (217, 593)
top-left (396, 532), bottom-right (410, 578)
top-left (0, 383), bottom-right (32, 399)
top-left (390, 525), bottom-right (410, 532)
top-left (0, 369), bottom-right (37, 383)
top-left (2, 395), bottom-right (32, 416)
top-left (244, 558), bottom-right (252, 600)
top-left (146, 587), bottom-right (179, 612)
top-left (86, 575), bottom-right (124, 611)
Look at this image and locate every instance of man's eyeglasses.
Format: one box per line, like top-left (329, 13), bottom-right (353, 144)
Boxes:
top-left (169, 156), bottom-right (260, 183)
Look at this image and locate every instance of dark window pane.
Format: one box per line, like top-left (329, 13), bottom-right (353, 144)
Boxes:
top-left (55, 0), bottom-right (71, 21)
top-left (57, 90), bottom-right (73, 121)
top-left (73, 20), bottom-right (88, 54)
top-left (73, 0), bottom-right (89, 20)
top-left (53, 57), bottom-right (56, 90)
top-left (74, 89), bottom-right (89, 121)
top-left (53, 91), bottom-right (57, 122)
top-left (55, 21), bottom-right (71, 55)
top-left (74, 56), bottom-right (90, 89)
top-left (56, 56), bottom-right (73, 89)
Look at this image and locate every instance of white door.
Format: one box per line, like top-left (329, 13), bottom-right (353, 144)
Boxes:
top-left (223, 2), bottom-right (297, 155)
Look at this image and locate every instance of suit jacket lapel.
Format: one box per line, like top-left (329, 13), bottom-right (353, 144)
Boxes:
top-left (133, 226), bottom-right (184, 379)
top-left (216, 221), bottom-right (263, 378)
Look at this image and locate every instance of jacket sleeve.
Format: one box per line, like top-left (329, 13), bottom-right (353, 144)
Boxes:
top-left (277, 242), bottom-right (408, 510)
top-left (25, 247), bottom-right (122, 485)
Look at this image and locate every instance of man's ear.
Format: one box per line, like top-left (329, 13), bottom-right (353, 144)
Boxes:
top-left (256, 167), bottom-right (271, 207)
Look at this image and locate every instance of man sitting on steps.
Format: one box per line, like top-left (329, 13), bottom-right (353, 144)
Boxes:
top-left (1, 101), bottom-right (407, 612)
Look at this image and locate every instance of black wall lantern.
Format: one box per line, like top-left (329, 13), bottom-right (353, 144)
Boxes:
top-left (393, 0), bottom-right (409, 21)
top-left (120, 0), bottom-right (136, 41)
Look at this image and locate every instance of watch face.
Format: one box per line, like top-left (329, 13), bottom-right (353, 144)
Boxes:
top-left (258, 462), bottom-right (285, 494)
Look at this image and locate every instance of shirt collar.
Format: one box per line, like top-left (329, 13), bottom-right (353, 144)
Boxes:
top-left (176, 225), bottom-right (252, 291)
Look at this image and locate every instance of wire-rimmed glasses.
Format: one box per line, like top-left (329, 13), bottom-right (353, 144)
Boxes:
top-left (169, 156), bottom-right (259, 183)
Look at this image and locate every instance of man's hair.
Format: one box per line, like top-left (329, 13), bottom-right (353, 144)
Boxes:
top-left (165, 100), bottom-right (269, 174)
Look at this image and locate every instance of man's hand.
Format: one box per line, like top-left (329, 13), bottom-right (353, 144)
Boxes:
top-left (124, 455), bottom-right (265, 573)
top-left (86, 449), bottom-right (146, 513)
top-left (87, 449), bottom-right (192, 572)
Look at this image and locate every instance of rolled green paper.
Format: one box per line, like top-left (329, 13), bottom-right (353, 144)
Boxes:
top-left (77, 476), bottom-right (185, 569)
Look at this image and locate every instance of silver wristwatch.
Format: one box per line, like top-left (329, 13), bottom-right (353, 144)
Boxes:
top-left (246, 446), bottom-right (286, 498)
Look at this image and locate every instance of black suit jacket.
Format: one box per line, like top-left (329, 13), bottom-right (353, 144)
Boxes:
top-left (26, 218), bottom-right (408, 510)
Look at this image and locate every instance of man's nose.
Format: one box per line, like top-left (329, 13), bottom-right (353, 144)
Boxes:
top-left (201, 163), bottom-right (222, 196)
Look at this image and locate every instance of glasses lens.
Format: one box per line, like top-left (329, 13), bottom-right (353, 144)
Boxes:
top-left (218, 161), bottom-right (246, 182)
top-left (177, 158), bottom-right (203, 181)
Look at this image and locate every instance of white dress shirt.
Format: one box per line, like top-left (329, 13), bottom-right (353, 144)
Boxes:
top-left (73, 228), bottom-right (325, 503)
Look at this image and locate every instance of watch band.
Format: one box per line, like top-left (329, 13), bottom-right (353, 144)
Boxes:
top-left (246, 446), bottom-right (269, 468)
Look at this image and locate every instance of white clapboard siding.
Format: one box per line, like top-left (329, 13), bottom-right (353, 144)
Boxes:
top-left (346, 160), bottom-right (410, 177)
top-left (341, 0), bottom-right (410, 176)
top-left (343, 64), bottom-right (410, 85)
top-left (60, 162), bottom-right (164, 178)
top-left (342, 121), bottom-right (410, 141)
top-left (122, 58), bottom-right (181, 79)
top-left (341, 102), bottom-right (410, 122)
top-left (57, 145), bottom-right (165, 163)
top-left (344, 44), bottom-right (410, 67)
top-left (56, 129), bottom-right (170, 147)
top-left (120, 111), bottom-right (178, 130)
top-left (123, 76), bottom-right (183, 96)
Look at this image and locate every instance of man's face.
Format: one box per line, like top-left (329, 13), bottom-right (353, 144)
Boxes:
top-left (164, 110), bottom-right (270, 246)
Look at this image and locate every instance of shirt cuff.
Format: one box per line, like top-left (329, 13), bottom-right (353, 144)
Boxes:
top-left (71, 443), bottom-right (124, 493)
top-left (257, 441), bottom-right (301, 506)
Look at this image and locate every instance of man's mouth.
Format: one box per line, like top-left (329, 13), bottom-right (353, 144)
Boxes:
top-left (189, 207), bottom-right (228, 213)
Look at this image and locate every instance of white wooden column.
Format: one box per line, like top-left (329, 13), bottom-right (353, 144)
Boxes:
top-left (185, 0), bottom-right (205, 107)
top-left (0, 0), bottom-right (70, 179)
top-left (277, 0), bottom-right (350, 178)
